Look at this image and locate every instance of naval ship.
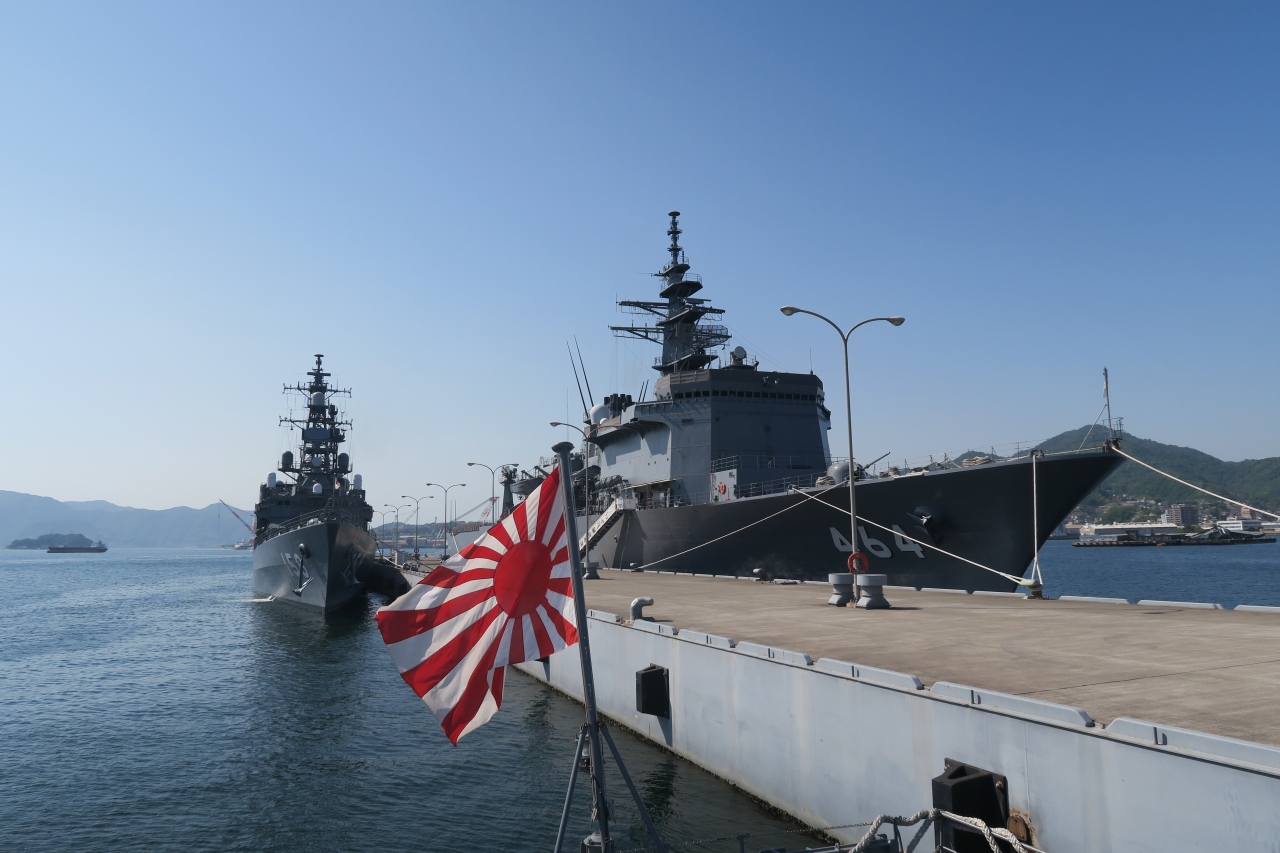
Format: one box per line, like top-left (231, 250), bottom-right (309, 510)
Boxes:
top-left (513, 213), bottom-right (1122, 592)
top-left (252, 356), bottom-right (405, 611)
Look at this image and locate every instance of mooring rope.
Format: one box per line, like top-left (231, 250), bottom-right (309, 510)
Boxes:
top-left (616, 480), bottom-right (1030, 588)
top-left (811, 490), bottom-right (1029, 586)
top-left (621, 483), bottom-right (846, 572)
top-left (1111, 446), bottom-right (1280, 521)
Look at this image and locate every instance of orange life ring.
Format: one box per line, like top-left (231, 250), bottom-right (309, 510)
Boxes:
top-left (847, 551), bottom-right (870, 573)
top-left (717, 482), bottom-right (727, 494)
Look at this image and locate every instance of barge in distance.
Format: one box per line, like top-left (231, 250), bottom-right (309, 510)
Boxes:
top-left (515, 212), bottom-right (1122, 593)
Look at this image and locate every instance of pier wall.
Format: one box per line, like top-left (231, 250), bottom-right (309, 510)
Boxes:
top-left (517, 612), bottom-right (1280, 852)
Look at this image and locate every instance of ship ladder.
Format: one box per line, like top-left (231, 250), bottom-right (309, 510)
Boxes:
top-left (578, 496), bottom-right (637, 558)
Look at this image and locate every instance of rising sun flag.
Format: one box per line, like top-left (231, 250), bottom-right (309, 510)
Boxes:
top-left (376, 466), bottom-right (579, 744)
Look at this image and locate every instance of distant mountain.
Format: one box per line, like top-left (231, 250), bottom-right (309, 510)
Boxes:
top-left (1033, 427), bottom-right (1280, 512)
top-left (0, 491), bottom-right (255, 548)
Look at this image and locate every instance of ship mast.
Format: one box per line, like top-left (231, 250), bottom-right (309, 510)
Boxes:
top-left (611, 212), bottom-right (730, 374)
top-left (279, 354), bottom-right (352, 490)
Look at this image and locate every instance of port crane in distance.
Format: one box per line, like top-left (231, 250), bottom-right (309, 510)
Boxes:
top-left (219, 500), bottom-right (256, 536)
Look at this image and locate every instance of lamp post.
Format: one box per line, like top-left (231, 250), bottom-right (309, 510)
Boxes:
top-left (551, 421), bottom-right (598, 577)
top-left (425, 483), bottom-right (465, 556)
top-left (400, 494), bottom-right (433, 555)
top-left (373, 509), bottom-right (391, 558)
top-left (384, 503), bottom-right (412, 566)
top-left (780, 307), bottom-right (904, 575)
top-left (467, 462), bottom-right (516, 526)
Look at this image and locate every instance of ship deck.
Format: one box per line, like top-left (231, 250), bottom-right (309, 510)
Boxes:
top-left (574, 570), bottom-right (1280, 747)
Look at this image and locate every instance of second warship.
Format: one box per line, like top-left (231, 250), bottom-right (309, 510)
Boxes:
top-left (252, 355), bottom-right (407, 611)
top-left (507, 213), bottom-right (1123, 592)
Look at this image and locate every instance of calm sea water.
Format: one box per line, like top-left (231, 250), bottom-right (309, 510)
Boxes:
top-left (0, 549), bottom-right (820, 853)
top-left (4, 543), bottom-right (1279, 853)
top-left (1038, 538), bottom-right (1280, 606)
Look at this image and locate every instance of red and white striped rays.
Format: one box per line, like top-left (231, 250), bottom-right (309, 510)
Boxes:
top-left (376, 466), bottom-right (578, 744)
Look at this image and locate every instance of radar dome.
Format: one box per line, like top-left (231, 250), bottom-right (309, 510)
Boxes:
top-left (732, 345), bottom-right (747, 359)
top-left (267, 473), bottom-right (277, 489)
top-left (588, 404), bottom-right (610, 425)
top-left (353, 474), bottom-right (363, 491)
top-left (310, 392), bottom-right (325, 407)
top-left (312, 482), bottom-right (323, 494)
top-left (827, 461), bottom-right (850, 483)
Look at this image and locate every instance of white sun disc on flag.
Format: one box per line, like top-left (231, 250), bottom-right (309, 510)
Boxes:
top-left (377, 465), bottom-right (579, 744)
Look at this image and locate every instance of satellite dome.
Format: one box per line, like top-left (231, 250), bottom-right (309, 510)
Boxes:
top-left (732, 346), bottom-right (747, 359)
top-left (588, 404), bottom-right (610, 425)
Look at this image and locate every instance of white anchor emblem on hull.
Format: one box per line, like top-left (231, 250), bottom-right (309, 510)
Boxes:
top-left (283, 542), bottom-right (313, 596)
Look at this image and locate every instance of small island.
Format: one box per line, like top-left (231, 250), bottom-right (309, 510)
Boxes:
top-left (6, 533), bottom-right (107, 552)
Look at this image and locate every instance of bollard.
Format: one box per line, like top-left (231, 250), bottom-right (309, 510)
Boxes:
top-left (583, 560), bottom-right (601, 581)
top-left (752, 567), bottom-right (770, 583)
top-left (630, 596), bottom-right (655, 621)
top-left (855, 573), bottom-right (891, 609)
top-left (827, 573), bottom-right (856, 607)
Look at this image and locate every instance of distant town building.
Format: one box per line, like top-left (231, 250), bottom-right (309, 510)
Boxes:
top-left (1219, 519), bottom-right (1263, 533)
top-left (1080, 522), bottom-right (1181, 540)
top-left (1166, 504), bottom-right (1199, 526)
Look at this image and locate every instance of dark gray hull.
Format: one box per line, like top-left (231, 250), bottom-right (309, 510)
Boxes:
top-left (584, 449), bottom-right (1121, 592)
top-left (252, 521), bottom-right (376, 612)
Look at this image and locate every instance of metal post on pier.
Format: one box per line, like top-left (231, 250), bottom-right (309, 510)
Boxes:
top-left (552, 441), bottom-right (666, 853)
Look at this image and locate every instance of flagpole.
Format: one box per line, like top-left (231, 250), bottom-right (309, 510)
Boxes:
top-left (553, 441), bottom-right (614, 852)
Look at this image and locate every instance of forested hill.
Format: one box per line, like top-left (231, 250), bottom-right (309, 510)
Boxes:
top-left (1034, 427), bottom-right (1280, 512)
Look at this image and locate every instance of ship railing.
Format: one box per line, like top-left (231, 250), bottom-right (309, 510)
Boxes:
top-left (254, 506), bottom-right (367, 547)
top-left (862, 429), bottom-right (1123, 477)
top-left (711, 454), bottom-right (826, 473)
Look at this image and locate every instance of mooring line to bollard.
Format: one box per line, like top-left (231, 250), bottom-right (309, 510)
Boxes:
top-left (797, 488), bottom-right (1029, 587)
top-left (622, 483), bottom-right (846, 572)
top-left (613, 478), bottom-right (1034, 589)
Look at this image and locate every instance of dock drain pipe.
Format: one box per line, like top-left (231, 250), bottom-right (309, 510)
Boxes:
top-left (630, 596), bottom-right (654, 621)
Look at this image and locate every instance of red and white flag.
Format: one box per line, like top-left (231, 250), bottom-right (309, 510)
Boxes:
top-left (376, 466), bottom-right (579, 744)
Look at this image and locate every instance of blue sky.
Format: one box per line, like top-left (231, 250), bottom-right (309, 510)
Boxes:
top-left (2, 2), bottom-right (1277, 512)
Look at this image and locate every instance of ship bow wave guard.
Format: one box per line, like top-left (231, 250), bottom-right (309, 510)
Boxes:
top-left (549, 212), bottom-right (1122, 592)
top-left (252, 355), bottom-right (402, 611)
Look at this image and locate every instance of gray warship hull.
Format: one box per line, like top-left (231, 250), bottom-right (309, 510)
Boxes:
top-left (583, 449), bottom-right (1120, 592)
top-left (252, 521), bottom-right (375, 612)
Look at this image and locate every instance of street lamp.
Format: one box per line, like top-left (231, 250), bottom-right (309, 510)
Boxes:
top-left (780, 307), bottom-right (904, 576)
top-left (373, 509), bottom-right (391, 557)
top-left (425, 483), bottom-right (465, 556)
top-left (400, 494), bottom-right (433, 555)
top-left (384, 503), bottom-right (412, 565)
top-left (467, 462), bottom-right (517, 526)
top-left (550, 421), bottom-right (597, 577)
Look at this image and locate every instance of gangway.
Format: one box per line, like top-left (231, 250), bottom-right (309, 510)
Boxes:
top-left (578, 496), bottom-right (636, 558)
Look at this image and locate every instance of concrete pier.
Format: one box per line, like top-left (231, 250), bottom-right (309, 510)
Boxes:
top-left (510, 570), bottom-right (1280, 851)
